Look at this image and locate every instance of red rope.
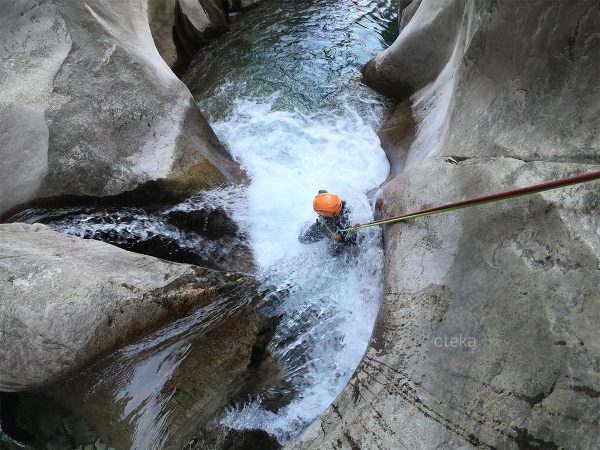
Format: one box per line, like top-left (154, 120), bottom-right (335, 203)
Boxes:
top-left (356, 169), bottom-right (600, 229)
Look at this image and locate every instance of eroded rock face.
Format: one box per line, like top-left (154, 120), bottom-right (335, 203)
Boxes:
top-left (0, 223), bottom-right (258, 392)
top-left (147, 0), bottom-right (266, 72)
top-left (362, 0), bottom-right (465, 99)
top-left (398, 0), bottom-right (423, 31)
top-left (0, 0), bottom-right (242, 218)
top-left (293, 1), bottom-right (600, 449)
top-left (148, 0), bottom-right (230, 73)
top-left (40, 294), bottom-right (280, 449)
top-left (0, 104), bottom-right (48, 220)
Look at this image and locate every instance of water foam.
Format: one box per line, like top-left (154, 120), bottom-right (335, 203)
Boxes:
top-left (213, 94), bottom-right (389, 267)
top-left (211, 92), bottom-right (389, 442)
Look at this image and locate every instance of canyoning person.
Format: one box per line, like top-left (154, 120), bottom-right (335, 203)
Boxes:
top-left (298, 190), bottom-right (357, 255)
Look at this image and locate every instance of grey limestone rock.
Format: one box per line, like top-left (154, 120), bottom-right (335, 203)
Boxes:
top-left (0, 0), bottom-right (242, 218)
top-left (149, 0), bottom-right (230, 71)
top-left (292, 1), bottom-right (600, 448)
top-left (0, 223), bottom-right (259, 392)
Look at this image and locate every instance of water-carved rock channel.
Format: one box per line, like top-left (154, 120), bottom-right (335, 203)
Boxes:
top-left (1, 1), bottom-right (398, 448)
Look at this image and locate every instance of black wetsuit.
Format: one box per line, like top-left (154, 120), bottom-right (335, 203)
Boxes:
top-left (298, 202), bottom-right (357, 253)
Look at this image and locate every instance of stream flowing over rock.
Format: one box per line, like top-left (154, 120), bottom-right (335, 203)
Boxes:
top-left (292, 1), bottom-right (600, 449)
top-left (0, 0), bottom-right (242, 219)
top-left (0, 223), bottom-right (282, 448)
top-left (0, 223), bottom-right (260, 392)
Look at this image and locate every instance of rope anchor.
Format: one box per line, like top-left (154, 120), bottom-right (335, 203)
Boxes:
top-left (339, 170), bottom-right (600, 233)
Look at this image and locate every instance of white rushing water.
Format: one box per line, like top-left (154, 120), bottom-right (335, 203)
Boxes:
top-left (210, 92), bottom-right (389, 442)
top-left (178, 0), bottom-right (400, 442)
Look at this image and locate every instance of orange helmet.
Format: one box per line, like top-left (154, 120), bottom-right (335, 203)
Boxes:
top-left (313, 192), bottom-right (342, 217)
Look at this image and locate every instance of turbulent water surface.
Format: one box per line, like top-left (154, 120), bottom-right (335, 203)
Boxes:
top-left (5, 0), bottom-right (398, 447)
top-left (184, 0), bottom-right (397, 442)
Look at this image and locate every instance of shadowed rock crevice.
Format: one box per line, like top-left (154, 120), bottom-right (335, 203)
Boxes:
top-left (186, 425), bottom-right (282, 449)
top-left (172, 0), bottom-right (230, 76)
top-left (148, 0), bottom-right (265, 76)
top-left (3, 171), bottom-right (255, 272)
top-left (0, 392), bottom-right (102, 449)
top-left (7, 204), bottom-right (254, 273)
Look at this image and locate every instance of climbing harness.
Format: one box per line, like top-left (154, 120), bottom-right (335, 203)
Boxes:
top-left (338, 170), bottom-right (600, 233)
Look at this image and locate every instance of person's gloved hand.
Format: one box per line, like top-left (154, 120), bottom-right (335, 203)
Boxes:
top-left (331, 232), bottom-right (342, 241)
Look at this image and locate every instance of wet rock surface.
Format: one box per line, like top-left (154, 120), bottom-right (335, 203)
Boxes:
top-left (0, 0), bottom-right (241, 218)
top-left (226, 0), bottom-right (264, 12)
top-left (0, 223), bottom-right (257, 392)
top-left (292, 1), bottom-right (600, 449)
top-left (187, 425), bottom-right (281, 449)
top-left (7, 199), bottom-right (255, 273)
top-left (2, 303), bottom-right (285, 449)
top-left (149, 0), bottom-right (230, 74)
top-left (0, 223), bottom-right (285, 448)
top-left (42, 297), bottom-right (282, 449)
top-left (166, 207), bottom-right (238, 239)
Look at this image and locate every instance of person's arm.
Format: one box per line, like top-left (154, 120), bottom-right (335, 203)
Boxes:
top-left (298, 221), bottom-right (328, 243)
top-left (335, 209), bottom-right (357, 245)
